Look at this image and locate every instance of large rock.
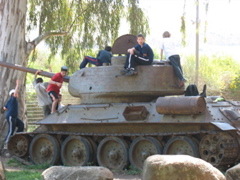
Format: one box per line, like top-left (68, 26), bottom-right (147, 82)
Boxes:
top-left (0, 161), bottom-right (6, 180)
top-left (225, 163), bottom-right (240, 180)
top-left (142, 155), bottom-right (226, 180)
top-left (41, 166), bottom-right (113, 180)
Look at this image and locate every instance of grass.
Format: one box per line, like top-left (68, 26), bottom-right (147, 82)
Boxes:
top-left (112, 165), bottom-right (142, 175)
top-left (6, 158), bottom-right (50, 170)
top-left (124, 165), bottom-right (142, 175)
top-left (5, 170), bottom-right (42, 180)
top-left (5, 158), bottom-right (49, 180)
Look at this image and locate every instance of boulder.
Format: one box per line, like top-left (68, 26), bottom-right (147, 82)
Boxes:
top-left (225, 163), bottom-right (240, 180)
top-left (0, 161), bottom-right (6, 180)
top-left (142, 155), bottom-right (226, 180)
top-left (41, 166), bottom-right (113, 180)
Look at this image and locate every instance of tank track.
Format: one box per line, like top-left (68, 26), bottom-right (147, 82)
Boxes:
top-left (8, 130), bottom-right (239, 170)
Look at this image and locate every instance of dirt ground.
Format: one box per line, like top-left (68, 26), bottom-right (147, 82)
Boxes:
top-left (0, 155), bottom-right (142, 180)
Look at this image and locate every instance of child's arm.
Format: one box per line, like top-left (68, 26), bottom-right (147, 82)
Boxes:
top-left (13, 80), bottom-right (19, 98)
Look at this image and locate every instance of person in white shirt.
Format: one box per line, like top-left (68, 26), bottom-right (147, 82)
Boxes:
top-left (33, 70), bottom-right (52, 117)
top-left (160, 31), bottom-right (186, 87)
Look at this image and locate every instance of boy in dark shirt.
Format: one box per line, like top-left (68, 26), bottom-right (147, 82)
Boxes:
top-left (3, 80), bottom-right (24, 144)
top-left (121, 34), bottom-right (154, 76)
top-left (79, 46), bottom-right (112, 69)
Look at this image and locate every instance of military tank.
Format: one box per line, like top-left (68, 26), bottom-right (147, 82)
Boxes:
top-left (4, 34), bottom-right (240, 170)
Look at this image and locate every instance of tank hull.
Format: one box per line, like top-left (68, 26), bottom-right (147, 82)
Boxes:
top-left (8, 98), bottom-right (240, 170)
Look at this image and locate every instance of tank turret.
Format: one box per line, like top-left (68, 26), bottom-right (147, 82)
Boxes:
top-left (2, 34), bottom-right (240, 171)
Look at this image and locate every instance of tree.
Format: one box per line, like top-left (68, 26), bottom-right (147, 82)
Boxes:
top-left (0, 0), bottom-right (149, 147)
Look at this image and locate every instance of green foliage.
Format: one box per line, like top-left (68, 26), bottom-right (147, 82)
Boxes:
top-left (182, 54), bottom-right (240, 100)
top-left (180, 0), bottom-right (186, 46)
top-left (226, 72), bottom-right (240, 100)
top-left (27, 0), bottom-right (149, 73)
top-left (5, 170), bottom-right (41, 180)
top-left (127, 0), bottom-right (149, 36)
top-left (153, 48), bottom-right (160, 59)
top-left (26, 48), bottom-right (66, 83)
top-left (112, 165), bottom-right (142, 175)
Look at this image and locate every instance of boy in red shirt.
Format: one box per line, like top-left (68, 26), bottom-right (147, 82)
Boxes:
top-left (47, 66), bottom-right (68, 113)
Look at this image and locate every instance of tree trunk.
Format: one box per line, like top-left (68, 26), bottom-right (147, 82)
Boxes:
top-left (0, 0), bottom-right (28, 148)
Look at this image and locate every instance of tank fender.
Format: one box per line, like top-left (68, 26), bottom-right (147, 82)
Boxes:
top-left (156, 96), bottom-right (206, 115)
top-left (211, 122), bottom-right (236, 131)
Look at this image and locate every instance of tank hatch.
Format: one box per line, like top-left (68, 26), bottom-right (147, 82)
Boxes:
top-left (111, 34), bottom-right (137, 55)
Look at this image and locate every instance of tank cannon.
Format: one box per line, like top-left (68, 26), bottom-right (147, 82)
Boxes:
top-left (2, 34), bottom-right (240, 170)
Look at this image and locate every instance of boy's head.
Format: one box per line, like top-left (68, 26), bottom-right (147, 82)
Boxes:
top-left (137, 34), bottom-right (145, 46)
top-left (36, 78), bottom-right (43, 83)
top-left (105, 46), bottom-right (112, 52)
top-left (163, 31), bottom-right (171, 38)
top-left (60, 66), bottom-right (68, 77)
top-left (9, 89), bottom-right (15, 96)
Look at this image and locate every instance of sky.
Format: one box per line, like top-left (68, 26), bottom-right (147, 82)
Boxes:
top-left (119, 0), bottom-right (240, 60)
top-left (33, 0), bottom-right (240, 61)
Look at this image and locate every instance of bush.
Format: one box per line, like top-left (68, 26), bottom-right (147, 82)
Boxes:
top-left (182, 54), bottom-right (240, 100)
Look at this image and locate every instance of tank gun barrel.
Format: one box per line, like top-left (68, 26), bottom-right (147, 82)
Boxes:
top-left (0, 61), bottom-right (70, 82)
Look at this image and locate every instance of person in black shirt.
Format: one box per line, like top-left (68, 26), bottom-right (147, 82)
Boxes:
top-left (79, 46), bottom-right (112, 69)
top-left (120, 34), bottom-right (154, 76)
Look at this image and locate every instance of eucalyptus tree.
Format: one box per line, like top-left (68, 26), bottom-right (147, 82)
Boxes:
top-left (0, 0), bottom-right (149, 145)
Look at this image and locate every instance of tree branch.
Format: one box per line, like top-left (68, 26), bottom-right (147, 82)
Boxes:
top-left (26, 31), bottom-right (68, 56)
top-left (30, 31), bottom-right (67, 46)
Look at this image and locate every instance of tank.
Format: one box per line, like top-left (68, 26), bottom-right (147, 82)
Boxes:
top-left (3, 34), bottom-right (240, 171)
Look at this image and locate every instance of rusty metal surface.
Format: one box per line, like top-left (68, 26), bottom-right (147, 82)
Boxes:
top-left (69, 65), bottom-right (185, 103)
top-left (156, 96), bottom-right (206, 115)
top-left (111, 34), bottom-right (137, 54)
top-left (0, 61), bottom-right (70, 82)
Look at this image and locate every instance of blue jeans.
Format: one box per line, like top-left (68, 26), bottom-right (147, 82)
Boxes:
top-left (169, 55), bottom-right (184, 81)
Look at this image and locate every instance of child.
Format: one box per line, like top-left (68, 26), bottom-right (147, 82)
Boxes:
top-left (120, 34), bottom-right (154, 76)
top-left (3, 80), bottom-right (24, 144)
top-left (33, 70), bottom-right (52, 116)
top-left (79, 46), bottom-right (112, 69)
top-left (160, 31), bottom-right (186, 87)
top-left (47, 66), bottom-right (68, 113)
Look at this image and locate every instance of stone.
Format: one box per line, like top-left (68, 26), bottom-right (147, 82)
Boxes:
top-left (0, 161), bottom-right (6, 180)
top-left (225, 163), bottom-right (240, 180)
top-left (142, 155), bottom-right (226, 180)
top-left (42, 166), bottom-right (113, 180)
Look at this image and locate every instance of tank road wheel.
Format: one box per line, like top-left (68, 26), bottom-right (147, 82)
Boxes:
top-left (199, 133), bottom-right (239, 167)
top-left (61, 136), bottom-right (94, 166)
top-left (163, 136), bottom-right (199, 157)
top-left (97, 137), bottom-right (129, 170)
top-left (29, 134), bottom-right (60, 165)
top-left (129, 137), bottom-right (163, 170)
top-left (8, 134), bottom-right (29, 158)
